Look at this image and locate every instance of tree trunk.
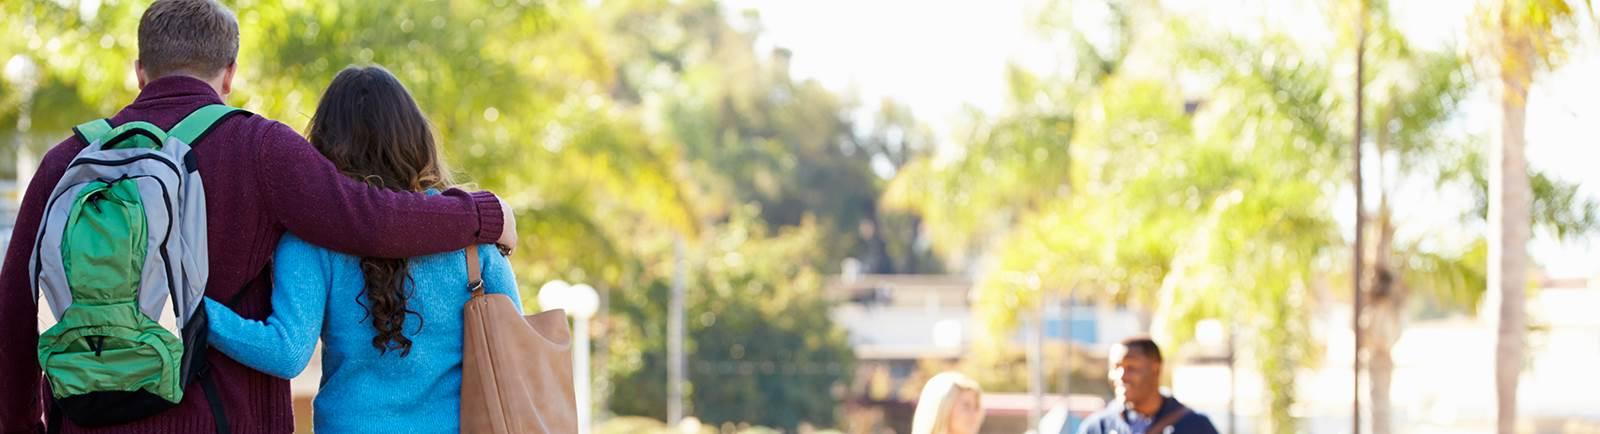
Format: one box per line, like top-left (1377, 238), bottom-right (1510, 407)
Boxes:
top-left (862, 205), bottom-right (895, 274)
top-left (1369, 335), bottom-right (1395, 434)
top-left (1351, 2), bottom-right (1368, 431)
top-left (1369, 107), bottom-right (1398, 434)
top-left (906, 215), bottom-right (922, 272)
top-left (1368, 221), bottom-right (1401, 434)
top-left (1492, 25), bottom-right (1534, 434)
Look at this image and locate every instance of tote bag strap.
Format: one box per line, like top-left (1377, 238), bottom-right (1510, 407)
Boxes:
top-left (1145, 403), bottom-right (1191, 434)
top-left (466, 246), bottom-right (484, 296)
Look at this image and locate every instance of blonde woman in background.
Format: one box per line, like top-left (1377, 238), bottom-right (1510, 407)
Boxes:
top-left (911, 372), bottom-right (986, 434)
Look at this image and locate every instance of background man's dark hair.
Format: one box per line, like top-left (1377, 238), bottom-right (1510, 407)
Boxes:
top-left (1119, 336), bottom-right (1163, 362)
top-left (138, 0), bottom-right (239, 79)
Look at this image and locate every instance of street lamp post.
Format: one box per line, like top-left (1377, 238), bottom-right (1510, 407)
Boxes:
top-left (668, 236), bottom-right (686, 426)
top-left (539, 280), bottom-right (600, 434)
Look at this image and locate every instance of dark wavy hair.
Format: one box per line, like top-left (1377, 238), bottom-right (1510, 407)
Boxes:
top-left (306, 65), bottom-right (452, 356)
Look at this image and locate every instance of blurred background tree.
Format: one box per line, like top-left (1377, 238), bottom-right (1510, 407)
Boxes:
top-left (6, 0), bottom-right (1600, 433)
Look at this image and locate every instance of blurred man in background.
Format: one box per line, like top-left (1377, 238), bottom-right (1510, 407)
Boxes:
top-left (1077, 337), bottom-right (1218, 434)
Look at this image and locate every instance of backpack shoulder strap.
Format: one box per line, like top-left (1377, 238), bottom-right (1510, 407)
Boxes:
top-left (169, 104), bottom-right (246, 147)
top-left (72, 119), bottom-right (112, 145)
top-left (1145, 402), bottom-right (1191, 434)
top-left (169, 104), bottom-right (247, 172)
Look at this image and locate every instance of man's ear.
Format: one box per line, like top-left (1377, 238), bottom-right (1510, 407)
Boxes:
top-left (135, 59), bottom-right (149, 88)
top-left (219, 62), bottom-right (237, 97)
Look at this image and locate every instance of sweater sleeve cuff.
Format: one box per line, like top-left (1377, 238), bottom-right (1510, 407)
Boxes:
top-left (472, 191), bottom-right (505, 245)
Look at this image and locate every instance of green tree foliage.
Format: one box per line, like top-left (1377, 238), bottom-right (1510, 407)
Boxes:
top-left (601, 0), bottom-right (939, 274)
top-left (2, 0), bottom-right (868, 429)
top-left (604, 210), bottom-right (853, 429)
top-left (887, 1), bottom-right (1595, 433)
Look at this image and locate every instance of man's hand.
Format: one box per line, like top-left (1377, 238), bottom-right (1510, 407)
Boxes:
top-left (496, 197), bottom-right (518, 255)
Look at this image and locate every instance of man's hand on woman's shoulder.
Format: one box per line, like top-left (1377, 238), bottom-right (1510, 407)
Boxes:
top-left (496, 196), bottom-right (518, 255)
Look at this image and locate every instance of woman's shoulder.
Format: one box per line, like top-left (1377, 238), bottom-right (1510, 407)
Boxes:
top-left (403, 244), bottom-right (509, 286)
top-left (473, 243), bottom-right (503, 263)
top-left (275, 235), bottom-right (499, 274)
top-left (417, 243), bottom-right (502, 266)
top-left (275, 233), bottom-right (358, 266)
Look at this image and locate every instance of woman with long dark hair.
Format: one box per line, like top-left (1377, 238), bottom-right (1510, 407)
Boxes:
top-left (203, 65), bottom-right (521, 433)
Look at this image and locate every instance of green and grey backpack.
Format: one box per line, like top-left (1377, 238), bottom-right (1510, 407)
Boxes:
top-left (28, 104), bottom-right (243, 427)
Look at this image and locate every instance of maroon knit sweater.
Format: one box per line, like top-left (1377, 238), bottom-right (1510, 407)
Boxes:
top-left (0, 76), bottom-right (506, 433)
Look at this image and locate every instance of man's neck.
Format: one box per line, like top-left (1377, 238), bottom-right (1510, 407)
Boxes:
top-left (145, 74), bottom-right (225, 97)
top-left (1128, 394), bottom-right (1163, 417)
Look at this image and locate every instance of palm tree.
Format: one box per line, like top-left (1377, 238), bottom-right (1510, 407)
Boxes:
top-left (1356, 16), bottom-right (1478, 434)
top-left (1473, 1), bottom-right (1595, 431)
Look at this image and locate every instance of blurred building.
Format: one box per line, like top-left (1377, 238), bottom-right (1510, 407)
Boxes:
top-left (826, 274), bottom-right (1133, 434)
top-left (830, 272), bottom-right (1600, 434)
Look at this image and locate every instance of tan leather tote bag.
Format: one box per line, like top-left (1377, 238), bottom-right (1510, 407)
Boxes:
top-left (460, 247), bottom-right (578, 434)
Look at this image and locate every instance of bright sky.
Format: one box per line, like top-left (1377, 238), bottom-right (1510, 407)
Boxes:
top-left (730, 0), bottom-right (1600, 278)
top-left (725, 0), bottom-right (1043, 120)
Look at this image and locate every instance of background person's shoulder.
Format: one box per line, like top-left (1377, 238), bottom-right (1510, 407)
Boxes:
top-left (1074, 409), bottom-right (1117, 434)
top-left (1177, 410), bottom-right (1220, 434)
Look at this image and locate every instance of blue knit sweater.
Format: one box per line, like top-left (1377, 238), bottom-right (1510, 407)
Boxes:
top-left (204, 234), bottom-right (521, 433)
